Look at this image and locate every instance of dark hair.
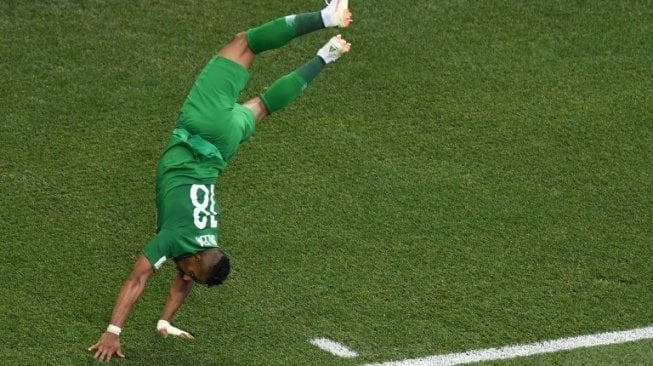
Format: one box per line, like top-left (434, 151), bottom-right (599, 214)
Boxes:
top-left (207, 255), bottom-right (231, 287)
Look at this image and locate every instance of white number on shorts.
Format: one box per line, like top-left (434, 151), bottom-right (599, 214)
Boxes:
top-left (190, 184), bottom-right (218, 230)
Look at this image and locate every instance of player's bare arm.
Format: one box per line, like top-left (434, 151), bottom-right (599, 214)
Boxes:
top-left (88, 255), bottom-right (153, 361)
top-left (156, 272), bottom-right (195, 338)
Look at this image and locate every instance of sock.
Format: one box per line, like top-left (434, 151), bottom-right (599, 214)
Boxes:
top-left (295, 56), bottom-right (326, 84)
top-left (260, 57), bottom-right (326, 114)
top-left (246, 12), bottom-right (325, 54)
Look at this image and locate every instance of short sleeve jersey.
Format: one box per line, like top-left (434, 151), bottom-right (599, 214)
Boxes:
top-left (142, 56), bottom-right (256, 270)
top-left (142, 130), bottom-right (225, 270)
top-left (142, 183), bottom-right (220, 270)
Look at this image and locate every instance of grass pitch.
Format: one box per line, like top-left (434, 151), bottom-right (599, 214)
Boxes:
top-left (1, 1), bottom-right (651, 365)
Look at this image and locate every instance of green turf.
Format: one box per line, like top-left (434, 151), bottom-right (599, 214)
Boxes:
top-left (1, 0), bottom-right (651, 365)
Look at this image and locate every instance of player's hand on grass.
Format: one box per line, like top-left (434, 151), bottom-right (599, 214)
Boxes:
top-left (88, 332), bottom-right (125, 362)
top-left (157, 320), bottom-right (194, 339)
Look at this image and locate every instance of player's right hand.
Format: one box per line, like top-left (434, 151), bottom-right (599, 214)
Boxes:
top-left (88, 332), bottom-right (125, 362)
top-left (157, 319), bottom-right (194, 339)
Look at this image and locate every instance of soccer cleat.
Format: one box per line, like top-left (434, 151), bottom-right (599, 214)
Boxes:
top-left (321, 0), bottom-right (352, 28)
top-left (317, 34), bottom-right (351, 64)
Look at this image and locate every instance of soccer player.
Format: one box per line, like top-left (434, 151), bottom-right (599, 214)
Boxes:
top-left (88, 1), bottom-right (352, 361)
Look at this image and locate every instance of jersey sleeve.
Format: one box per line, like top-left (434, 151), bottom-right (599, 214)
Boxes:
top-left (142, 233), bottom-right (172, 271)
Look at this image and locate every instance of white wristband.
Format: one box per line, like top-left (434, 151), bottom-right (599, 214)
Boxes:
top-left (157, 319), bottom-right (185, 336)
top-left (157, 319), bottom-right (171, 331)
top-left (106, 324), bottom-right (122, 336)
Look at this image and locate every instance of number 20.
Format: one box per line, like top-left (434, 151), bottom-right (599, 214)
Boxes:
top-left (190, 184), bottom-right (218, 230)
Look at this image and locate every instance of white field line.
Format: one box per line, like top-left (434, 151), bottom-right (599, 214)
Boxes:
top-left (310, 338), bottom-right (359, 358)
top-left (363, 325), bottom-right (653, 366)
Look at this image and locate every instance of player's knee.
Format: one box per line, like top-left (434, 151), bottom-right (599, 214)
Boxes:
top-left (218, 32), bottom-right (255, 69)
top-left (233, 31), bottom-right (247, 43)
top-left (243, 97), bottom-right (269, 123)
top-left (227, 32), bottom-right (249, 50)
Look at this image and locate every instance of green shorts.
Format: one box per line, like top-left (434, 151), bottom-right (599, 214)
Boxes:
top-left (143, 184), bottom-right (220, 270)
top-left (176, 56), bottom-right (256, 163)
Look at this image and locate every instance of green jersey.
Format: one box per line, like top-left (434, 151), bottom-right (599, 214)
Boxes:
top-left (143, 183), bottom-right (220, 270)
top-left (143, 56), bottom-right (256, 270)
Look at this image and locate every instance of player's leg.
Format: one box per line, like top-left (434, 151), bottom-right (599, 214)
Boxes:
top-left (179, 2), bottom-right (352, 156)
top-left (242, 34), bottom-right (351, 124)
top-left (220, 1), bottom-right (352, 70)
top-left (246, 1), bottom-right (352, 55)
top-left (242, 97), bottom-right (269, 124)
top-left (217, 32), bottom-right (256, 70)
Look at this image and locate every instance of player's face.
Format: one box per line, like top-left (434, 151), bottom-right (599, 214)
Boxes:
top-left (179, 268), bottom-right (198, 282)
top-left (174, 255), bottom-right (206, 284)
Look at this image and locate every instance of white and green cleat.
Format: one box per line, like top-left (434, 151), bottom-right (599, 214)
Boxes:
top-left (317, 34), bottom-right (351, 64)
top-left (321, 0), bottom-right (352, 28)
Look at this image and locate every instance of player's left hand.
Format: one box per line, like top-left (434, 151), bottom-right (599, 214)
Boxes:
top-left (156, 320), bottom-right (194, 339)
top-left (88, 332), bottom-right (125, 361)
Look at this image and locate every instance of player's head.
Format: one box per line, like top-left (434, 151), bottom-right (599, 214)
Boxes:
top-left (174, 248), bottom-right (231, 287)
top-left (204, 250), bottom-right (231, 287)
